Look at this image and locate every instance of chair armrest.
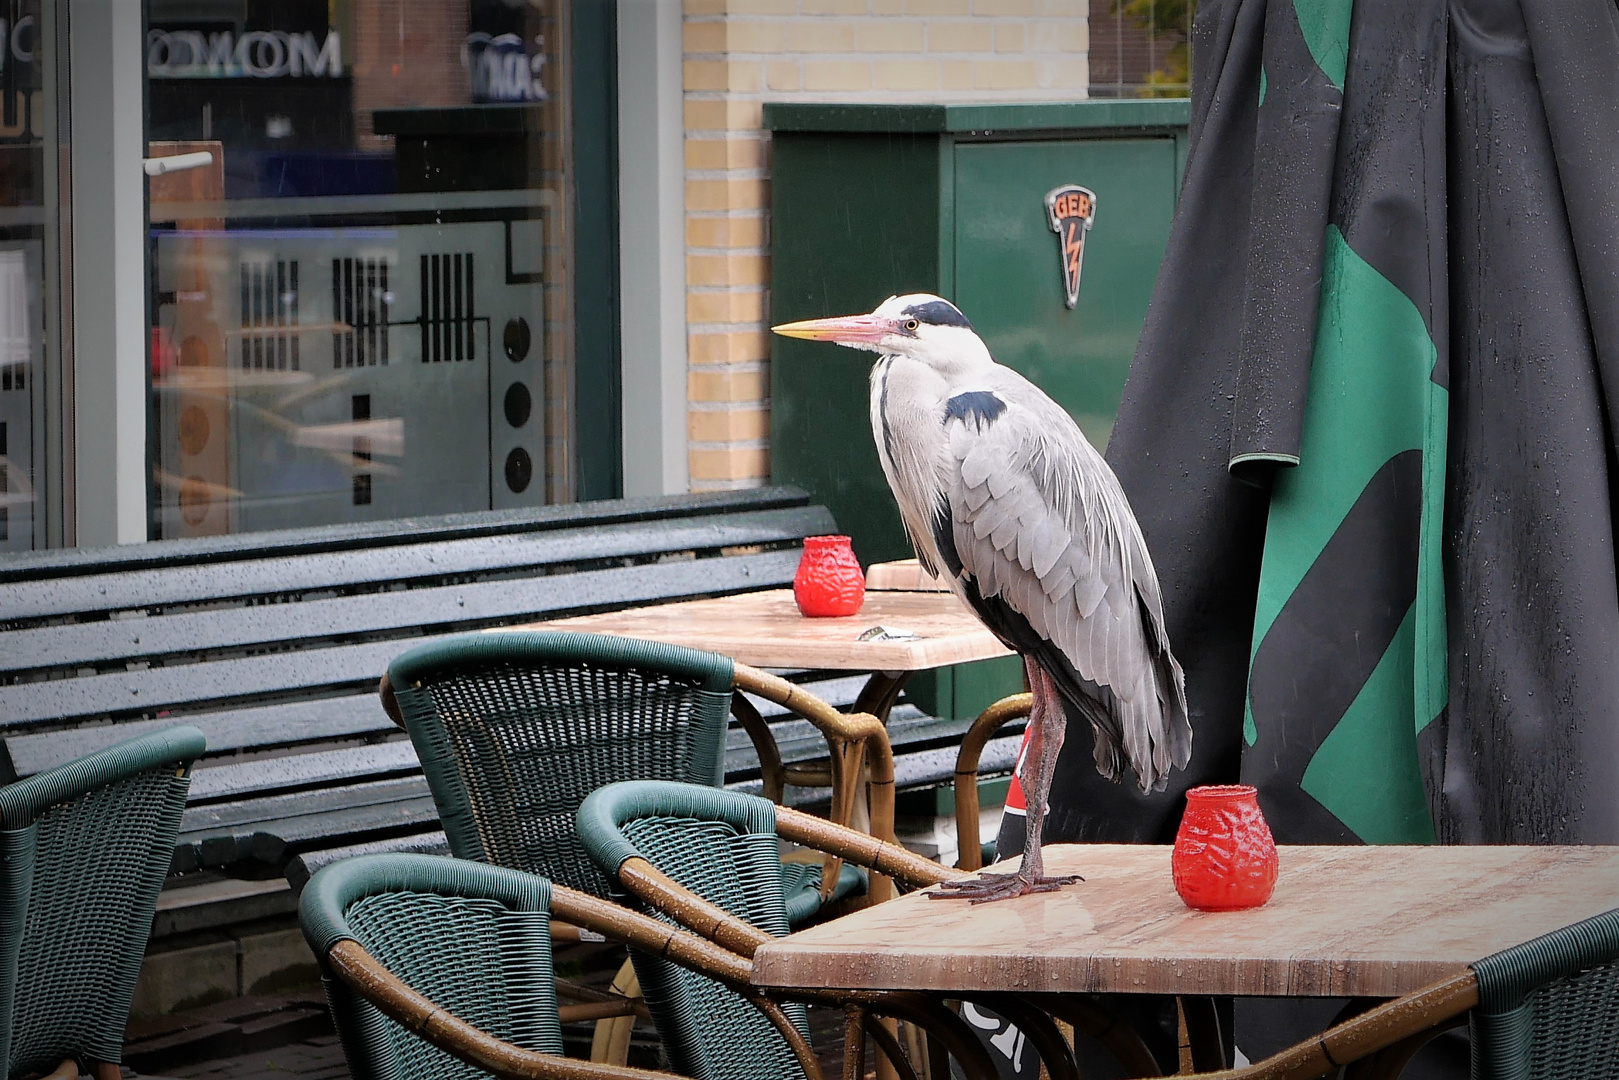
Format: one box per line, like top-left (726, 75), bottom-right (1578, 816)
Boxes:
top-left (326, 938), bottom-right (680, 1080)
top-left (732, 663), bottom-right (900, 901)
top-left (609, 805), bottom-right (966, 950)
top-left (611, 856), bottom-right (775, 959)
top-left (549, 882), bottom-right (758, 986)
top-left (953, 694), bottom-right (1031, 871)
top-left (728, 690), bottom-right (788, 804)
top-left (731, 664), bottom-right (886, 745)
top-left (1175, 969), bottom-right (1478, 1079)
top-left (378, 674), bottom-right (405, 729)
top-left (775, 805), bottom-right (966, 891)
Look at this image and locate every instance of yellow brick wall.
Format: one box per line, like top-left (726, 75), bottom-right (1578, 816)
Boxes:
top-left (683, 0), bottom-right (1089, 489)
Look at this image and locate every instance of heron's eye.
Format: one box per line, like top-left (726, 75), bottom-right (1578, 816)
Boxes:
top-left (904, 319), bottom-right (919, 332)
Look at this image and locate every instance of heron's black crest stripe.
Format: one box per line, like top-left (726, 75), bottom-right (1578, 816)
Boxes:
top-left (902, 299), bottom-right (972, 329)
top-left (944, 391), bottom-right (1005, 429)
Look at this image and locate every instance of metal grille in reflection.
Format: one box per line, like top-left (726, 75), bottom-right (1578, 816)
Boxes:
top-left (0, 250), bottom-right (26, 391)
top-left (420, 253), bottom-right (476, 362)
top-left (332, 257), bottom-right (391, 368)
top-left (239, 260), bottom-right (300, 370)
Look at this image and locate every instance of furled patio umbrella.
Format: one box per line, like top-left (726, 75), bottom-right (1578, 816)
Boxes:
top-left (1004, 0), bottom-right (1619, 860)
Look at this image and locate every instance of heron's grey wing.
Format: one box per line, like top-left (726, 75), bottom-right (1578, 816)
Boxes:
top-left (939, 390), bottom-right (1190, 792)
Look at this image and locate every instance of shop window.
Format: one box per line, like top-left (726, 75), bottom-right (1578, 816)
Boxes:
top-left (0, 1), bottom-right (68, 552)
top-left (146, 0), bottom-right (606, 538)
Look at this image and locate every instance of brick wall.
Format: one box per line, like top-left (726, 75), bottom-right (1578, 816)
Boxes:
top-left (682, 0), bottom-right (1088, 490)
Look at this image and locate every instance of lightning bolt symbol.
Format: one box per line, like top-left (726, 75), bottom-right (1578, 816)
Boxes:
top-left (1064, 221), bottom-right (1083, 280)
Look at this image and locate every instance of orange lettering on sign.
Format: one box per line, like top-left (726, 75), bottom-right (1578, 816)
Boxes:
top-left (1056, 192), bottom-right (1093, 220)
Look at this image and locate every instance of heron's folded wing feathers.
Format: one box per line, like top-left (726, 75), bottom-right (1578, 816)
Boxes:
top-left (943, 393), bottom-right (1190, 791)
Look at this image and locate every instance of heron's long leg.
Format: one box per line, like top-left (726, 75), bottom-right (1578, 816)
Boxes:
top-left (932, 659), bottom-right (1082, 902)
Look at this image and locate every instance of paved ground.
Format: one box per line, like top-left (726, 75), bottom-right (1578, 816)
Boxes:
top-left (137, 1035), bottom-right (350, 1080)
top-left (131, 1008), bottom-right (858, 1080)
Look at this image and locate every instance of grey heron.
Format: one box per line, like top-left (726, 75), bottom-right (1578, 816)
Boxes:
top-left (774, 293), bottom-right (1191, 902)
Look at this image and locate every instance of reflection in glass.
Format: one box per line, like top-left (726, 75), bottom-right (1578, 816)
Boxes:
top-left (147, 0), bottom-right (569, 538)
top-left (0, 0), bottom-right (61, 551)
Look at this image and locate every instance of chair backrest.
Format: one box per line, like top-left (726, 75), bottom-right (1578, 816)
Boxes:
top-left (300, 853), bottom-right (563, 1080)
top-left (578, 780), bottom-right (809, 1080)
top-left (388, 632), bottom-right (736, 898)
top-left (1470, 906), bottom-right (1619, 1080)
top-left (0, 725), bottom-right (205, 1080)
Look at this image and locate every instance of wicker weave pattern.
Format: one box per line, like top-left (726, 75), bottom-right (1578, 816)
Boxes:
top-left (393, 635), bottom-right (732, 898)
top-left (0, 727), bottom-right (202, 1079)
top-left (619, 812), bottom-right (809, 1080)
top-left (422, 664), bottom-right (727, 892)
top-left (1471, 907), bottom-right (1619, 1080)
top-left (1469, 962), bottom-right (1619, 1080)
top-left (1524, 963), bottom-right (1619, 1078)
top-left (342, 890), bottom-right (563, 1080)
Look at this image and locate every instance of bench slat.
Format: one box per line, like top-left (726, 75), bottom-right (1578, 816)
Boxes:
top-left (1, 546), bottom-right (802, 675)
top-left (1, 666), bottom-right (908, 783)
top-left (2, 505), bottom-right (830, 623)
top-left (177, 775), bottom-right (437, 869)
top-left (285, 832), bottom-right (451, 894)
top-left (186, 740), bottom-right (421, 803)
top-left (0, 551), bottom-right (799, 729)
top-left (0, 694), bottom-right (388, 781)
top-left (0, 487), bottom-right (811, 583)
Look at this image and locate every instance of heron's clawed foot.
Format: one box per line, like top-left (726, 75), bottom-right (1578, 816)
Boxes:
top-left (929, 870), bottom-right (1083, 904)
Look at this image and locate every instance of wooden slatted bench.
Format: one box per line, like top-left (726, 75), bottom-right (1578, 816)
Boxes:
top-left (0, 486), bottom-right (1015, 897)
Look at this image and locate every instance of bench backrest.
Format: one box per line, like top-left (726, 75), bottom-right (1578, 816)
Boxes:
top-left (0, 487), bottom-right (832, 789)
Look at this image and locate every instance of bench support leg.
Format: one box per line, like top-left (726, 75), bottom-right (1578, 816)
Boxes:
top-left (589, 957), bottom-right (643, 1065)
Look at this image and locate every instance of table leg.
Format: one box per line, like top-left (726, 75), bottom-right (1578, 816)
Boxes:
top-left (851, 671), bottom-right (910, 908)
top-left (854, 671), bottom-right (911, 721)
top-left (844, 1004), bottom-right (868, 1080)
top-left (1178, 996), bottom-right (1230, 1072)
top-left (857, 670), bottom-right (912, 1080)
top-left (849, 671), bottom-right (910, 837)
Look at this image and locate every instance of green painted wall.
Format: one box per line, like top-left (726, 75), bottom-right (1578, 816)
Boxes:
top-left (769, 131), bottom-right (944, 567)
top-left (767, 102), bottom-right (1189, 728)
top-left (953, 137), bottom-right (1179, 452)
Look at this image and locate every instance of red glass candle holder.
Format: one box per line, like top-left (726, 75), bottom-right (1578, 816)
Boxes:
top-left (793, 535), bottom-right (866, 617)
top-left (1172, 785), bottom-right (1278, 911)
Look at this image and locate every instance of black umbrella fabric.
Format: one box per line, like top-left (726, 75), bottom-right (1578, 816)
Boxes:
top-left (998, 0), bottom-right (1619, 862)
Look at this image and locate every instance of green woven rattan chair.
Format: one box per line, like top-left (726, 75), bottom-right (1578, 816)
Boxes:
top-left (0, 725), bottom-right (206, 1080)
top-left (299, 853), bottom-right (820, 1080)
top-left (1167, 905), bottom-right (1619, 1080)
top-left (577, 779), bottom-right (1071, 1080)
top-left (381, 631), bottom-right (872, 919)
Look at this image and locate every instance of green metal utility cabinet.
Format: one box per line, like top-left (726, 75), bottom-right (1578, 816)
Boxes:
top-left (767, 100), bottom-right (1189, 722)
top-left (768, 99), bottom-right (1189, 562)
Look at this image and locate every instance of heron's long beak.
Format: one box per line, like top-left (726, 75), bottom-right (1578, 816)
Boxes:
top-left (771, 313), bottom-right (895, 345)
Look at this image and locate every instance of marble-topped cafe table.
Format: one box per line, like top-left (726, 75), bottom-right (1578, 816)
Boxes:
top-left (751, 843), bottom-right (1619, 999)
top-left (531, 584), bottom-right (1013, 719)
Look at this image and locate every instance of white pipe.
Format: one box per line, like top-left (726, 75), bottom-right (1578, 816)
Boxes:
top-left (143, 151), bottom-right (214, 177)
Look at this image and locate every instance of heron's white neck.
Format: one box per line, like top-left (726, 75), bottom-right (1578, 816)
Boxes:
top-left (899, 325), bottom-right (997, 383)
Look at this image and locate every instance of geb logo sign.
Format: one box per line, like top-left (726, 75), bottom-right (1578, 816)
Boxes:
top-left (1045, 185), bottom-right (1096, 310)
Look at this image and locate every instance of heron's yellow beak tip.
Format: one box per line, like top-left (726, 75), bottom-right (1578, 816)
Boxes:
top-left (771, 321), bottom-right (823, 340)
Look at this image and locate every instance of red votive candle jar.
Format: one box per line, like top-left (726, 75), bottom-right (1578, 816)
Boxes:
top-left (1172, 785), bottom-right (1278, 911)
top-left (793, 535), bottom-right (866, 617)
